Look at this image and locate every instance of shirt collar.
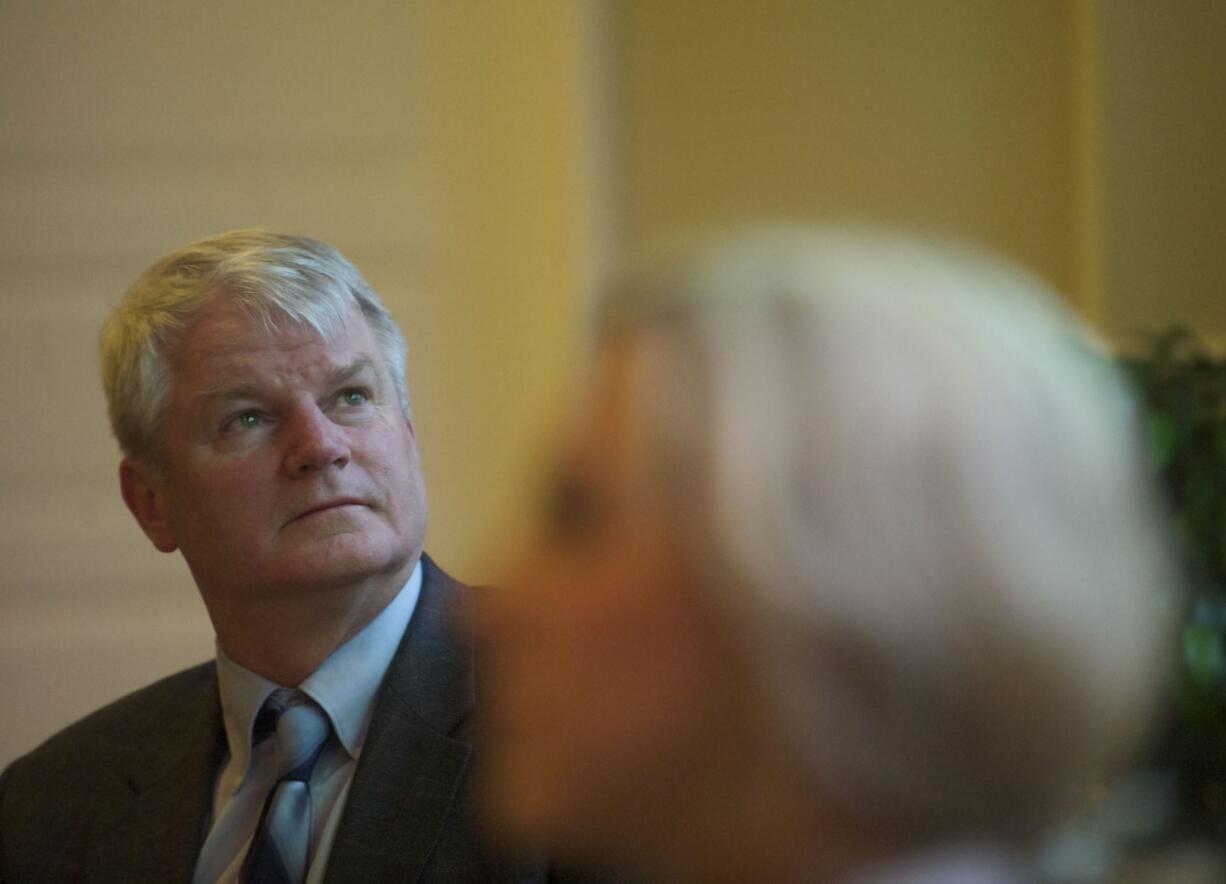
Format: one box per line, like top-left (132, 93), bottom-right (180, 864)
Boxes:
top-left (300, 560), bottom-right (422, 758)
top-left (214, 560), bottom-right (423, 792)
top-left (215, 648), bottom-right (278, 793)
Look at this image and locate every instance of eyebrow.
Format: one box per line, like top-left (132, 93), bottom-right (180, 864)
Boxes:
top-left (197, 358), bottom-right (379, 404)
top-left (326, 357), bottom-right (378, 389)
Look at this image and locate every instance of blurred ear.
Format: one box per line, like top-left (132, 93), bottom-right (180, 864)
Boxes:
top-left (119, 458), bottom-right (178, 553)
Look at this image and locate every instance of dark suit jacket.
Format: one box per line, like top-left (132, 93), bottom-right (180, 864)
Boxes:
top-left (0, 555), bottom-right (604, 884)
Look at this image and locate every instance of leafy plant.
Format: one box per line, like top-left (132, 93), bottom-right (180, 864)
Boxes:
top-left (1122, 327), bottom-right (1226, 835)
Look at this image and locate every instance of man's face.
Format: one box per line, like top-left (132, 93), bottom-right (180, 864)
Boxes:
top-left (126, 297), bottom-right (427, 609)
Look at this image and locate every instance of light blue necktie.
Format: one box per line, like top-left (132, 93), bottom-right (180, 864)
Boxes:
top-left (240, 689), bottom-right (331, 884)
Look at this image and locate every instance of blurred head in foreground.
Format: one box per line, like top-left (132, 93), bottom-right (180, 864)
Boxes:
top-left (480, 228), bottom-right (1177, 882)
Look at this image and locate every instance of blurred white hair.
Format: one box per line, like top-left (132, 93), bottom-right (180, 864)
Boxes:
top-left (598, 227), bottom-right (1178, 841)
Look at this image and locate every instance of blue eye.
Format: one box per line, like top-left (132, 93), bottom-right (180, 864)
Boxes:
top-left (221, 409), bottom-right (267, 431)
top-left (230, 409), bottom-right (264, 431)
top-left (341, 389), bottom-right (369, 406)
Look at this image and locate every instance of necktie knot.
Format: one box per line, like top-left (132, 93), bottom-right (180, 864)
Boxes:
top-left (254, 688), bottom-right (331, 782)
top-left (272, 697), bottom-right (330, 783)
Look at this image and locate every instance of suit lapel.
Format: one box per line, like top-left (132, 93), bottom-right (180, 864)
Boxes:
top-left (96, 663), bottom-right (225, 883)
top-left (324, 555), bottom-right (478, 884)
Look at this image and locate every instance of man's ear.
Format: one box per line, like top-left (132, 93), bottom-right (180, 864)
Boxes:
top-left (119, 458), bottom-right (178, 553)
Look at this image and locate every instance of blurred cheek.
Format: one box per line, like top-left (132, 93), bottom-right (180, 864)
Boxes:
top-left (486, 547), bottom-right (628, 739)
top-left (484, 535), bottom-right (720, 845)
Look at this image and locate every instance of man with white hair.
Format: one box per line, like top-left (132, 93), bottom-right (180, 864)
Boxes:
top-left (480, 228), bottom-right (1178, 883)
top-left (0, 230), bottom-right (608, 884)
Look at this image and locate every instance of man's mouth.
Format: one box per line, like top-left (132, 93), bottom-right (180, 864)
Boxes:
top-left (287, 497), bottom-right (367, 525)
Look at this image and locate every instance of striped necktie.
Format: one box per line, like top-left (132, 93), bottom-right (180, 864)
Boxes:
top-left (240, 689), bottom-right (331, 884)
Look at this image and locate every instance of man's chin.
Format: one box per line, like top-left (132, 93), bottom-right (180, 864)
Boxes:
top-left (268, 536), bottom-right (411, 594)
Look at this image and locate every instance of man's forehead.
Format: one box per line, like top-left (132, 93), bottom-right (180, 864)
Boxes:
top-left (169, 298), bottom-right (383, 393)
top-left (196, 357), bottom-right (379, 400)
top-left (175, 297), bottom-right (369, 359)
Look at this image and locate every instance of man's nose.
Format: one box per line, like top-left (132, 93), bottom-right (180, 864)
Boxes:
top-left (283, 406), bottom-right (350, 475)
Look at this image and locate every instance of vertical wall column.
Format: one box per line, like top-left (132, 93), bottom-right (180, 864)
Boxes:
top-left (410, 1), bottom-right (610, 571)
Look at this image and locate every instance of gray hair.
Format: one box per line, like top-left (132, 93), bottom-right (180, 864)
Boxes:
top-left (599, 228), bottom-right (1177, 841)
top-left (100, 229), bottom-right (411, 464)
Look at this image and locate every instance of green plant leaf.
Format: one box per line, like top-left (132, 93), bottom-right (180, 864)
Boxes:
top-left (1184, 622), bottom-right (1226, 693)
top-left (1148, 412), bottom-right (1179, 469)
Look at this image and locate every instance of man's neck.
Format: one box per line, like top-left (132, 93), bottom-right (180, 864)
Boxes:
top-left (206, 572), bottom-right (408, 686)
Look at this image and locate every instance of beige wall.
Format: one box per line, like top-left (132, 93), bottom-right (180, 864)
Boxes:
top-left (410, 2), bottom-right (602, 571)
top-left (1097, 0), bottom-right (1226, 340)
top-left (613, 1), bottom-right (1080, 300)
top-left (609, 0), bottom-right (1226, 339)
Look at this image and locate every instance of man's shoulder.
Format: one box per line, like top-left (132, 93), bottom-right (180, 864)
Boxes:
top-left (420, 552), bottom-right (477, 599)
top-left (1, 662), bottom-right (221, 881)
top-left (417, 553), bottom-right (489, 639)
top-left (3, 660), bottom-right (217, 784)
